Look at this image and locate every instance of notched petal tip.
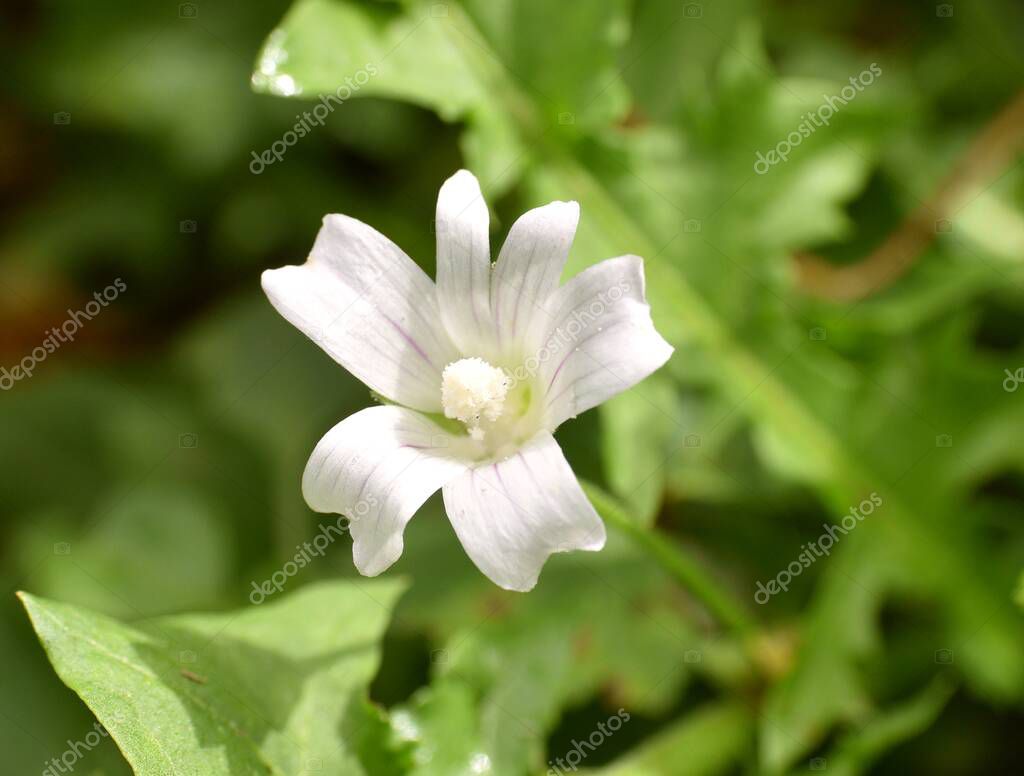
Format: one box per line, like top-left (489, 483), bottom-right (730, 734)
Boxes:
top-left (319, 212), bottom-right (370, 240)
top-left (259, 266), bottom-right (277, 292)
top-left (436, 168), bottom-right (489, 234)
top-left (259, 264), bottom-right (299, 304)
top-left (440, 168), bottom-right (483, 196)
top-left (352, 536), bottom-right (404, 578)
top-left (580, 521), bottom-right (608, 552)
top-left (498, 576), bottom-right (538, 593)
top-left (492, 529), bottom-right (607, 593)
top-left (547, 200), bottom-right (580, 233)
top-left (303, 406), bottom-right (469, 579)
top-left (442, 435), bottom-right (606, 593)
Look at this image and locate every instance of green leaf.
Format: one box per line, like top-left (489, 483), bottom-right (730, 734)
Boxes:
top-left (20, 579), bottom-right (405, 776)
top-left (252, 0), bottom-right (523, 195)
top-left (588, 701), bottom-right (753, 776)
top-left (252, 0), bottom-right (635, 196)
top-left (459, 0), bottom-right (632, 129)
top-left (621, 0), bottom-right (756, 122)
top-left (14, 483), bottom-right (232, 619)
top-left (394, 541), bottom-right (703, 776)
top-left (759, 531), bottom-right (892, 773)
top-left (819, 677), bottom-right (955, 776)
top-left (600, 372), bottom-right (682, 525)
top-left (391, 680), bottom-right (488, 776)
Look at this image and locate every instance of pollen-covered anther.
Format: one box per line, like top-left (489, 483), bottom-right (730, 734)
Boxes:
top-left (441, 357), bottom-right (508, 440)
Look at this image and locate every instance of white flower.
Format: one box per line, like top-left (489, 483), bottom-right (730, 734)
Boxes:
top-left (261, 170), bottom-right (673, 591)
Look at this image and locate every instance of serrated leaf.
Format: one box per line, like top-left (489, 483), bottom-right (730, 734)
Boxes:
top-left (21, 580), bottom-right (405, 776)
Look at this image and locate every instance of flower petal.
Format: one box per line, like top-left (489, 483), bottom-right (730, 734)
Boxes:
top-left (538, 255), bottom-right (674, 428)
top-left (303, 406), bottom-right (470, 577)
top-left (441, 433), bottom-right (605, 591)
top-left (435, 169), bottom-right (494, 356)
top-left (262, 214), bottom-right (460, 412)
top-left (491, 200), bottom-right (579, 353)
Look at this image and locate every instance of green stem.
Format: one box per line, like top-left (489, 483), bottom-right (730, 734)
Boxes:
top-left (580, 480), bottom-right (758, 640)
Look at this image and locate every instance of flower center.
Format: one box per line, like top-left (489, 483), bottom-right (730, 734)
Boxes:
top-left (441, 357), bottom-right (509, 441)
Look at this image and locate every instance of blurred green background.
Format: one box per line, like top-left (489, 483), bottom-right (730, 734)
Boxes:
top-left (2, 0), bottom-right (1023, 774)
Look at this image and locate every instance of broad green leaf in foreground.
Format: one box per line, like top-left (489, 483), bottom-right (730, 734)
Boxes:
top-left (587, 701), bottom-right (753, 776)
top-left (21, 579), bottom-right (405, 776)
top-left (14, 483), bottom-right (232, 619)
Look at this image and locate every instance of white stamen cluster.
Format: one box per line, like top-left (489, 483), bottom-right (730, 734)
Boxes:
top-left (441, 357), bottom-right (509, 440)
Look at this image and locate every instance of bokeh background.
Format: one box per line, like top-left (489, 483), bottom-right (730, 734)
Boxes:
top-left (2, 0), bottom-right (1023, 773)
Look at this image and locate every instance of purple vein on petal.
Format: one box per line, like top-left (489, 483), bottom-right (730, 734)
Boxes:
top-left (382, 312), bottom-right (438, 372)
top-left (546, 349), bottom-right (573, 391)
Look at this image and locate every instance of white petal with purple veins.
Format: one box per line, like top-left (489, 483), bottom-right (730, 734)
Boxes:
top-left (303, 406), bottom-right (471, 576)
top-left (537, 255), bottom-right (673, 429)
top-left (490, 200), bottom-right (579, 355)
top-left (262, 214), bottom-right (460, 412)
top-left (442, 433), bottom-right (606, 591)
top-left (435, 169), bottom-right (495, 357)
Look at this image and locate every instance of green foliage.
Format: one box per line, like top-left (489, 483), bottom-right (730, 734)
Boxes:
top-left (587, 701), bottom-right (753, 776)
top-left (6, 0), bottom-right (1024, 774)
top-left (21, 580), bottom-right (405, 775)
